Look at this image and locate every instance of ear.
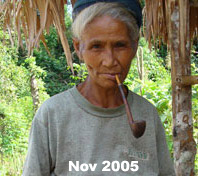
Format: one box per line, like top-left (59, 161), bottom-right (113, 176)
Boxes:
top-left (73, 38), bottom-right (82, 60)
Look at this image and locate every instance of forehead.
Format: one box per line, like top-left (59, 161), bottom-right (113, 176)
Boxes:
top-left (81, 16), bottom-right (130, 42)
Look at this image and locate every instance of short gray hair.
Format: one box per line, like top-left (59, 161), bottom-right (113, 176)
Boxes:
top-left (72, 2), bottom-right (140, 41)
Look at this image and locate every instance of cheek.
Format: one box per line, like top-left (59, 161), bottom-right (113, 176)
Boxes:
top-left (118, 51), bottom-right (134, 69)
top-left (82, 52), bottom-right (101, 70)
top-left (122, 60), bottom-right (132, 77)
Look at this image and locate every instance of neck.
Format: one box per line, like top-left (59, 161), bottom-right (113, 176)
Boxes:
top-left (77, 76), bottom-right (127, 108)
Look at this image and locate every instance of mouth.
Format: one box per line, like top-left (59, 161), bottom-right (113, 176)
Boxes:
top-left (100, 73), bottom-right (121, 80)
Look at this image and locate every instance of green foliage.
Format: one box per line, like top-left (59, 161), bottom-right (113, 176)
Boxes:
top-left (34, 42), bottom-right (75, 96)
top-left (70, 63), bottom-right (88, 84)
top-left (33, 7), bottom-right (80, 96)
top-left (0, 56), bottom-right (30, 103)
top-left (191, 40), bottom-right (198, 174)
top-left (0, 32), bottom-right (49, 163)
top-left (0, 152), bottom-right (25, 175)
top-left (192, 39), bottom-right (198, 70)
top-left (0, 99), bottom-right (32, 154)
top-left (0, 42), bottom-right (29, 157)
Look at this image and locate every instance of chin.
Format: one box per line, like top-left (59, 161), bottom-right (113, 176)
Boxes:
top-left (97, 80), bottom-right (117, 89)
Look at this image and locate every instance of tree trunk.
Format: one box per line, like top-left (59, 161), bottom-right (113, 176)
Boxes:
top-left (30, 74), bottom-right (40, 113)
top-left (169, 1), bottom-right (197, 175)
top-left (137, 46), bottom-right (144, 95)
top-left (137, 46), bottom-right (144, 81)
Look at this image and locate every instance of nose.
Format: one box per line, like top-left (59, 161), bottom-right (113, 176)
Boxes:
top-left (102, 48), bottom-right (118, 67)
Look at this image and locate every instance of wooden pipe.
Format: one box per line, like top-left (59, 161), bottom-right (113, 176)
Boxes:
top-left (115, 75), bottom-right (146, 138)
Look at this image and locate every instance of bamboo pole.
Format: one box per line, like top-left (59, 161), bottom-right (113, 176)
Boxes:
top-left (169, 1), bottom-right (197, 175)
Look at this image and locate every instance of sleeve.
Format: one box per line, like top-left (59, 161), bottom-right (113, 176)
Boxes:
top-left (22, 105), bottom-right (52, 176)
top-left (154, 109), bottom-right (176, 176)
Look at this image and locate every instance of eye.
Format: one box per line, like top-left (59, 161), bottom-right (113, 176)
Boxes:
top-left (92, 44), bottom-right (101, 49)
top-left (114, 42), bottom-right (127, 48)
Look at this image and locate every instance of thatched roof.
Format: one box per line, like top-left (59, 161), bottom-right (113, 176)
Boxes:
top-left (144, 0), bottom-right (198, 48)
top-left (0, 0), bottom-right (198, 68)
top-left (0, 0), bottom-right (75, 71)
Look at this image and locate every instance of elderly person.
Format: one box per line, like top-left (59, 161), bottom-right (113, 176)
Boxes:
top-left (23, 0), bottom-right (175, 175)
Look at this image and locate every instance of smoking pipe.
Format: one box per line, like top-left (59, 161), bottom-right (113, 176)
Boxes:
top-left (115, 75), bottom-right (146, 138)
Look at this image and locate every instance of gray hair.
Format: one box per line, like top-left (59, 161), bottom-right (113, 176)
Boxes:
top-left (72, 2), bottom-right (140, 41)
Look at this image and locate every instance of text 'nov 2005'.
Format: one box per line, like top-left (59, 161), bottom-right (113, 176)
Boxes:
top-left (69, 161), bottom-right (139, 172)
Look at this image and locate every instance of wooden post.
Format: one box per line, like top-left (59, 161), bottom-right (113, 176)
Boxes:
top-left (169, 0), bottom-right (197, 175)
top-left (176, 76), bottom-right (198, 86)
top-left (30, 74), bottom-right (40, 113)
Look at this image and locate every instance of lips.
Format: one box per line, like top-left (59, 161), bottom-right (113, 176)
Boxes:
top-left (100, 73), bottom-right (121, 80)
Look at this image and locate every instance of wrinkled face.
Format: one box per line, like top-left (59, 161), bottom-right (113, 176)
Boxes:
top-left (73, 16), bottom-right (138, 89)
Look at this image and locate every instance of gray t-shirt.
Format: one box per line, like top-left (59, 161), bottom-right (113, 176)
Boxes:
top-left (23, 86), bottom-right (175, 176)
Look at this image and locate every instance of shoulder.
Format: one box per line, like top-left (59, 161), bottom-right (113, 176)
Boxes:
top-left (129, 90), bottom-right (156, 110)
top-left (128, 90), bottom-right (159, 121)
top-left (33, 87), bottom-right (76, 124)
top-left (42, 87), bottom-right (74, 109)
